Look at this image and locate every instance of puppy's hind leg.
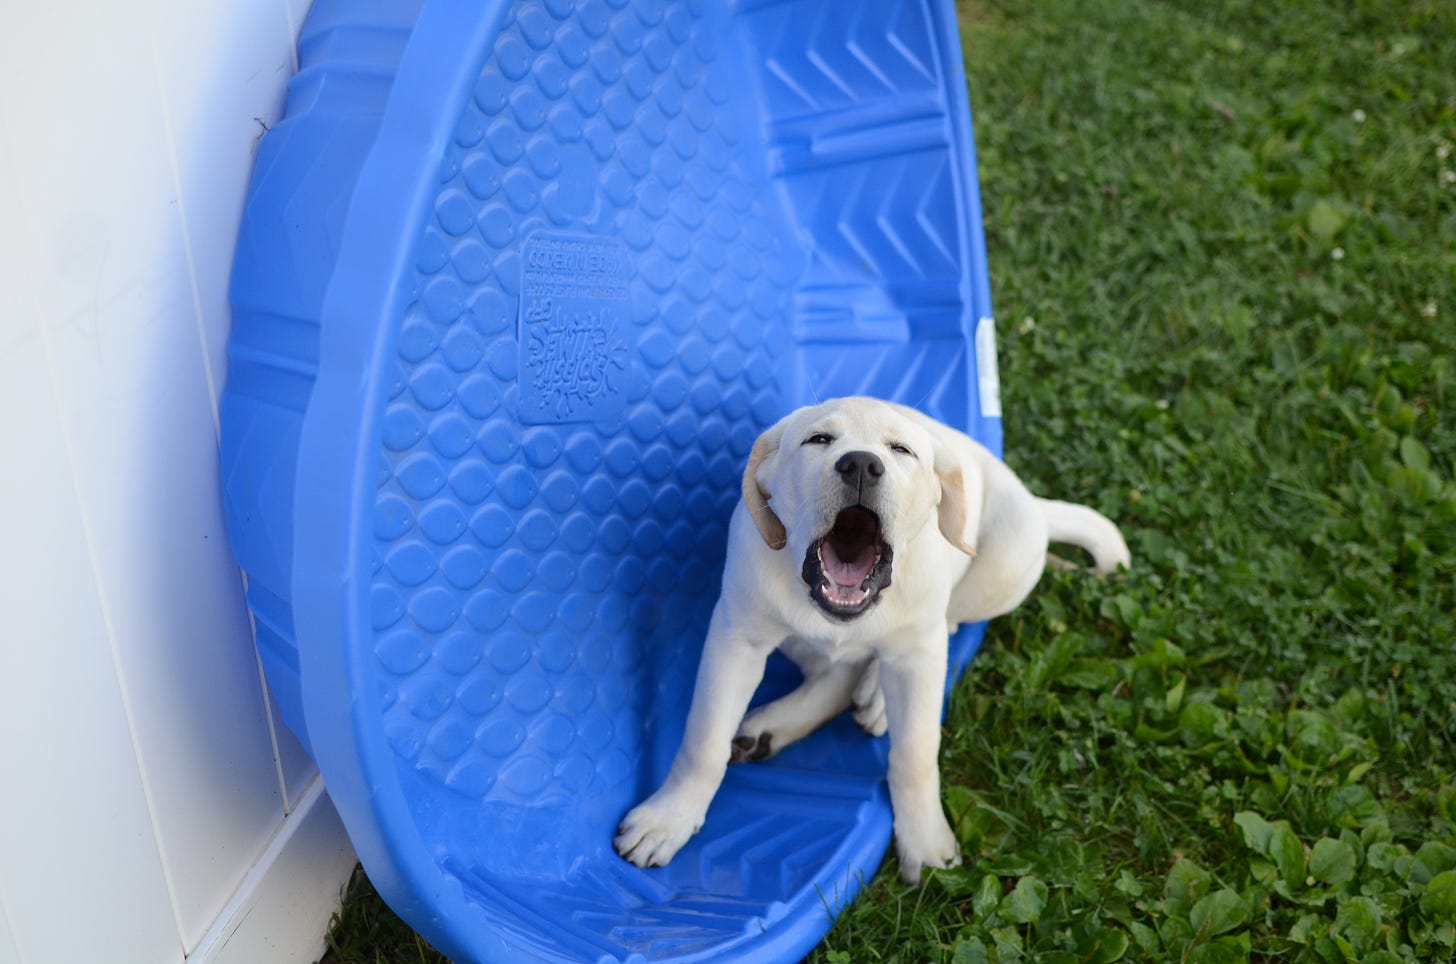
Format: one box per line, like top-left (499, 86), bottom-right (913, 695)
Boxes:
top-left (946, 495), bottom-right (1050, 627)
top-left (850, 655), bottom-right (887, 737)
top-left (732, 657), bottom-right (864, 762)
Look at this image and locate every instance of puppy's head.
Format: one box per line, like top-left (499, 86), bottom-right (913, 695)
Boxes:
top-left (742, 397), bottom-right (977, 621)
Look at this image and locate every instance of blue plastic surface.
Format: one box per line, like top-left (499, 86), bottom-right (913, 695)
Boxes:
top-left (220, 0), bottom-right (998, 960)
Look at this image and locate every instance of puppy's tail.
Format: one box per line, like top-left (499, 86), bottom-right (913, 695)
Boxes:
top-left (1036, 499), bottom-right (1131, 576)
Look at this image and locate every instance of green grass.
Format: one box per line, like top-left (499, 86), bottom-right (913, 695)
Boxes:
top-left (320, 0), bottom-right (1456, 960)
top-left (321, 869), bottom-right (442, 964)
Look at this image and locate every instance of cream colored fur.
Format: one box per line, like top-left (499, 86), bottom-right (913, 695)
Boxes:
top-left (615, 397), bottom-right (1129, 884)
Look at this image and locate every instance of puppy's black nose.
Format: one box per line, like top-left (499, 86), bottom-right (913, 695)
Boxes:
top-left (835, 450), bottom-right (884, 489)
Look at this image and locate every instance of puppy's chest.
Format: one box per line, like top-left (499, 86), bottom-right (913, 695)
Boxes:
top-left (779, 630), bottom-right (877, 668)
top-left (775, 597), bottom-right (913, 663)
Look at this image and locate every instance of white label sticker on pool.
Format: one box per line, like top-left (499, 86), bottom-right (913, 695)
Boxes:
top-left (518, 233), bottom-right (633, 424)
top-left (975, 315), bottom-right (1002, 419)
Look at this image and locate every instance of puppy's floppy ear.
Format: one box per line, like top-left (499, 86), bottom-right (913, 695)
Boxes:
top-left (934, 450), bottom-right (982, 558)
top-left (742, 421), bottom-right (787, 550)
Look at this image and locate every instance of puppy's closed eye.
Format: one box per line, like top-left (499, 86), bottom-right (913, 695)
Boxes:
top-left (888, 442), bottom-right (916, 458)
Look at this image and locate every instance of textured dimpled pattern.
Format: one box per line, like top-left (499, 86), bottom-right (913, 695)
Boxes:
top-left (369, 0), bottom-right (804, 834)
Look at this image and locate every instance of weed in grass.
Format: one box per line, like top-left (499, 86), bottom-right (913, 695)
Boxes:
top-left (322, 1), bottom-right (1456, 961)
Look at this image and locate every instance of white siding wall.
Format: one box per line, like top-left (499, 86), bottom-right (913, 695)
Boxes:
top-left (0, 2), bottom-right (357, 963)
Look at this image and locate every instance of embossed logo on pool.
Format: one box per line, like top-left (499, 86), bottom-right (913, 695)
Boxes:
top-left (518, 234), bottom-right (632, 424)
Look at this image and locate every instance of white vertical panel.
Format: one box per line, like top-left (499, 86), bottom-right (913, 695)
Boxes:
top-left (283, 0), bottom-right (312, 60)
top-left (0, 106), bottom-right (33, 964)
top-left (147, 0), bottom-right (297, 414)
top-left (0, 2), bottom-right (289, 953)
top-left (0, 0), bottom-right (348, 957)
top-left (277, 692), bottom-right (321, 813)
top-left (0, 164), bottom-right (180, 963)
top-left (145, 0), bottom-right (321, 816)
top-left (190, 784), bottom-right (358, 964)
top-left (0, 890), bottom-right (23, 964)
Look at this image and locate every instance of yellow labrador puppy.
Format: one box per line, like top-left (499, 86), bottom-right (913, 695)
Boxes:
top-left (615, 397), bottom-right (1129, 884)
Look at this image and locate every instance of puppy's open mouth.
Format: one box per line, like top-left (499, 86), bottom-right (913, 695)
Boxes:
top-left (802, 506), bottom-right (894, 620)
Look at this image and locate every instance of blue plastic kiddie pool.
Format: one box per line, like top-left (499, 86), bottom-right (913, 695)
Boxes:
top-left (220, 0), bottom-right (1000, 960)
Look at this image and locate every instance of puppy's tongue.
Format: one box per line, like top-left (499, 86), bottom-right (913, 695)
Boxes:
top-left (820, 539), bottom-right (877, 588)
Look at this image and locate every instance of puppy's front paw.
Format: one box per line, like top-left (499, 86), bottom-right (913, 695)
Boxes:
top-left (894, 814), bottom-right (962, 886)
top-left (614, 796), bottom-right (702, 869)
